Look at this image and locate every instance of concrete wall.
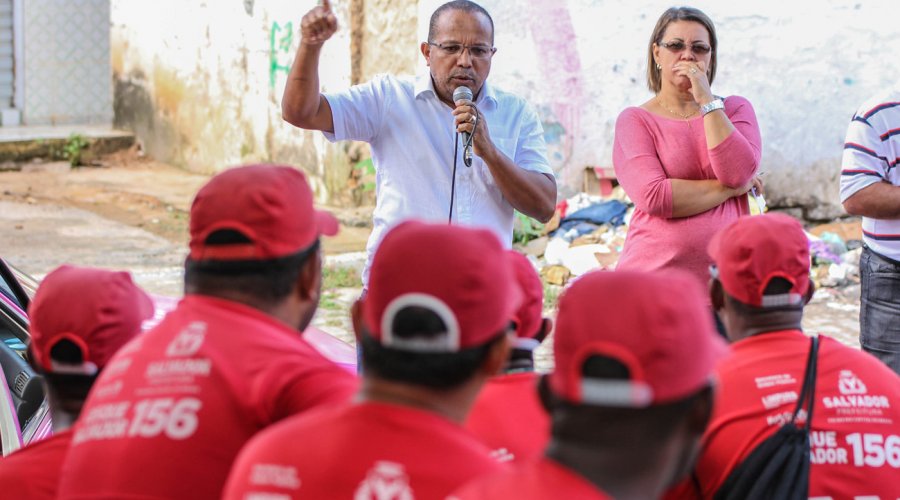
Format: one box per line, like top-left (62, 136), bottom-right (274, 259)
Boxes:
top-left (22, 0), bottom-right (112, 125)
top-left (112, 0), bottom-right (900, 217)
top-left (418, 0), bottom-right (900, 219)
top-left (110, 0), bottom-right (416, 204)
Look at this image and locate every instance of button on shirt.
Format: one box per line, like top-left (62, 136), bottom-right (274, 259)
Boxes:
top-left (324, 74), bottom-right (553, 284)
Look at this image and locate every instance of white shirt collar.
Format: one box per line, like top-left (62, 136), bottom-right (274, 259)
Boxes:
top-left (414, 73), bottom-right (498, 109)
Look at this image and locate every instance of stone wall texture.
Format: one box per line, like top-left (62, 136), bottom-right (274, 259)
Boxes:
top-left (113, 0), bottom-right (900, 215)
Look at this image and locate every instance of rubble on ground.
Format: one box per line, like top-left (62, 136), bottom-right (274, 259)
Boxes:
top-left (514, 189), bottom-right (864, 310)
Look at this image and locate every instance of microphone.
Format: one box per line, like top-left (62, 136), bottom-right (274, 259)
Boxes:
top-left (453, 86), bottom-right (474, 166)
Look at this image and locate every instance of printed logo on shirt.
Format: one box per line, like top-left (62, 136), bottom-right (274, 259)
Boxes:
top-left (490, 447), bottom-right (515, 463)
top-left (755, 373), bottom-right (797, 389)
top-left (354, 461), bottom-right (415, 500)
top-left (838, 370), bottom-right (868, 395)
top-left (761, 391), bottom-right (798, 410)
top-left (166, 321), bottom-right (207, 357)
top-left (103, 357), bottom-right (133, 378)
top-left (250, 464), bottom-right (301, 490)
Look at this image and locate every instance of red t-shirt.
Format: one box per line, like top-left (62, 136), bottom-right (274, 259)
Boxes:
top-left (668, 330), bottom-right (900, 499)
top-left (0, 429), bottom-right (72, 499)
top-left (464, 371), bottom-right (550, 463)
top-left (223, 401), bottom-right (506, 500)
top-left (450, 456), bottom-right (612, 499)
top-left (57, 295), bottom-right (357, 500)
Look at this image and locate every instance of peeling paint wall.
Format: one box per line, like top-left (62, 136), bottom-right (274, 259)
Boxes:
top-left (113, 0), bottom-right (899, 215)
top-left (110, 0), bottom-right (350, 201)
top-left (417, 0), bottom-right (900, 218)
top-left (111, 0), bottom-right (418, 203)
top-left (359, 0), bottom-right (418, 82)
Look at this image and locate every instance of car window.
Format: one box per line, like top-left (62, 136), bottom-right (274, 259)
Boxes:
top-left (0, 278), bottom-right (20, 311)
top-left (0, 261), bottom-right (30, 334)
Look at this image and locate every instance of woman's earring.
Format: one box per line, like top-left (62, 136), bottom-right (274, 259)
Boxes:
top-left (656, 63), bottom-right (661, 71)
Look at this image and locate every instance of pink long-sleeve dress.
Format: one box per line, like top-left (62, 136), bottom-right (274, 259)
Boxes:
top-left (612, 96), bottom-right (762, 291)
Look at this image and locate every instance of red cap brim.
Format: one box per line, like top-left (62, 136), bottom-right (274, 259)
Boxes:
top-left (316, 210), bottom-right (339, 237)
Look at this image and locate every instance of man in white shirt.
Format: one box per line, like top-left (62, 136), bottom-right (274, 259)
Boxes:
top-left (841, 85), bottom-right (900, 374)
top-left (283, 0), bottom-right (557, 284)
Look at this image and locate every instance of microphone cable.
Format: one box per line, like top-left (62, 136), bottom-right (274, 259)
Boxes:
top-left (448, 105), bottom-right (479, 224)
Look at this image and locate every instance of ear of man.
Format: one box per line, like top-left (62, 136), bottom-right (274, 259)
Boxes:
top-left (709, 276), bottom-right (725, 312)
top-left (295, 248), bottom-right (322, 303)
top-left (685, 384), bottom-right (715, 437)
top-left (802, 281), bottom-right (816, 306)
top-left (534, 317), bottom-right (553, 344)
top-left (350, 298), bottom-right (364, 343)
top-left (480, 331), bottom-right (512, 377)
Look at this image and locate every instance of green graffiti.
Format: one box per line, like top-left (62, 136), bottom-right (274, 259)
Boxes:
top-left (269, 21), bottom-right (294, 88)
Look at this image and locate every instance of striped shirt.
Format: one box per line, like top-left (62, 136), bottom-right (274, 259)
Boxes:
top-left (840, 88), bottom-right (900, 260)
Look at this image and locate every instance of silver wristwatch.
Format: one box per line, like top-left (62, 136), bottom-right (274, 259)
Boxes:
top-left (701, 98), bottom-right (725, 116)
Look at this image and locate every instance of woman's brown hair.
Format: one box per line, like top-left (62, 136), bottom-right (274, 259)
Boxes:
top-left (646, 7), bottom-right (718, 93)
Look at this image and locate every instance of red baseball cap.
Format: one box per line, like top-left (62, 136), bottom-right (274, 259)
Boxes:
top-left (363, 221), bottom-right (522, 352)
top-left (28, 265), bottom-right (153, 375)
top-left (506, 251), bottom-right (544, 346)
top-left (549, 270), bottom-right (724, 407)
top-left (189, 164), bottom-right (338, 261)
top-left (707, 213), bottom-right (811, 308)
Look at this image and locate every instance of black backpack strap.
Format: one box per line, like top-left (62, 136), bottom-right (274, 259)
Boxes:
top-left (789, 335), bottom-right (820, 429)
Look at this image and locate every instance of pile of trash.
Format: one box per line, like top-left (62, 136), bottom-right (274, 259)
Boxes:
top-left (516, 189), bottom-right (632, 288)
top-left (515, 191), bottom-right (863, 297)
top-left (806, 221), bottom-right (863, 289)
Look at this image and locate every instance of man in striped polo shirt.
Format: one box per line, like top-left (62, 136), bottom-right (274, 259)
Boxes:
top-left (841, 86), bottom-right (900, 374)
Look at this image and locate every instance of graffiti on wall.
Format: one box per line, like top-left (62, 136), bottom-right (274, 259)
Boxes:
top-left (269, 21), bottom-right (294, 88)
top-left (527, 0), bottom-right (584, 180)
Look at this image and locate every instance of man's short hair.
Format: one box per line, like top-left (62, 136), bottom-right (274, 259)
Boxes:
top-left (428, 0), bottom-right (494, 44)
top-left (184, 235), bottom-right (319, 304)
top-left (540, 356), bottom-right (711, 446)
top-left (725, 277), bottom-right (804, 313)
top-left (359, 305), bottom-right (506, 390)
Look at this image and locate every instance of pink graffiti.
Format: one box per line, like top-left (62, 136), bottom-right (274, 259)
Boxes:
top-left (527, 0), bottom-right (584, 167)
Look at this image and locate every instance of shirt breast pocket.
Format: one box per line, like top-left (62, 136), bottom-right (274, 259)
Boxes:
top-left (477, 137), bottom-right (516, 188)
top-left (493, 137), bottom-right (516, 162)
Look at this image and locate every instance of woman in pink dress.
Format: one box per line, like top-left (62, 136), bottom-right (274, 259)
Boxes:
top-left (613, 7), bottom-right (762, 295)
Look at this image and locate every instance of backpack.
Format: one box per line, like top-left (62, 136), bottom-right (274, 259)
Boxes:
top-left (713, 335), bottom-right (820, 500)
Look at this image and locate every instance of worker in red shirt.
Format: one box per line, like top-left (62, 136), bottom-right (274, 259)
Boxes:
top-left (57, 165), bottom-right (358, 500)
top-left (0, 265), bottom-right (152, 499)
top-left (223, 220), bottom-right (520, 500)
top-left (453, 269), bottom-right (724, 500)
top-left (668, 213), bottom-right (900, 499)
top-left (465, 250), bottom-right (552, 463)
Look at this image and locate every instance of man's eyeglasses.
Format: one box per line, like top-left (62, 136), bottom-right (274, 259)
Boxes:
top-left (427, 42), bottom-right (496, 60)
top-left (659, 41), bottom-right (712, 55)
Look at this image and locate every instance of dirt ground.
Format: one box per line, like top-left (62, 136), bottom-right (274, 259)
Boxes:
top-left (0, 152), bottom-right (864, 356)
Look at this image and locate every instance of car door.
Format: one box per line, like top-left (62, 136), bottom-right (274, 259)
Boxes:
top-left (0, 258), bottom-right (50, 456)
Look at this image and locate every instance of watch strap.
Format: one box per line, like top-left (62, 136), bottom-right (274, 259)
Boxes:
top-left (701, 98), bottom-right (725, 116)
